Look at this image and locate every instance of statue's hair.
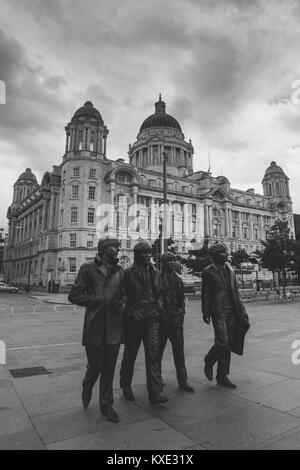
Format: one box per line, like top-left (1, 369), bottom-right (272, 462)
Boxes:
top-left (161, 252), bottom-right (176, 264)
top-left (133, 240), bottom-right (152, 254)
top-left (209, 243), bottom-right (227, 260)
top-left (97, 237), bottom-right (120, 256)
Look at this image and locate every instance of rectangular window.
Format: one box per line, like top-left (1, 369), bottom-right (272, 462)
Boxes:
top-left (69, 258), bottom-right (76, 273)
top-left (60, 209), bottom-right (64, 226)
top-left (72, 186), bottom-right (79, 198)
top-left (87, 208), bottom-right (95, 224)
top-left (70, 233), bottom-right (77, 247)
top-left (71, 208), bottom-right (78, 223)
top-left (126, 239), bottom-right (131, 249)
top-left (89, 169), bottom-right (96, 179)
top-left (87, 234), bottom-right (94, 247)
top-left (73, 167), bottom-right (80, 177)
top-left (88, 186), bottom-right (96, 200)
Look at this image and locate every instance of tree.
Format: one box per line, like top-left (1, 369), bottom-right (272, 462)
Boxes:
top-left (151, 238), bottom-right (178, 269)
top-left (182, 238), bottom-right (211, 276)
top-left (260, 220), bottom-right (295, 293)
top-left (230, 249), bottom-right (250, 269)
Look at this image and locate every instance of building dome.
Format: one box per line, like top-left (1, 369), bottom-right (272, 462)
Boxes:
top-left (72, 101), bottom-right (103, 123)
top-left (17, 168), bottom-right (37, 183)
top-left (264, 161), bottom-right (285, 176)
top-left (139, 95), bottom-right (182, 132)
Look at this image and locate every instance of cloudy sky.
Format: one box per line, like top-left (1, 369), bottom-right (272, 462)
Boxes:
top-left (1, 0), bottom-right (300, 228)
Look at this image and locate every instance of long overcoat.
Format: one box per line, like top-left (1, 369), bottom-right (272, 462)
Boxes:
top-left (201, 263), bottom-right (250, 355)
top-left (68, 257), bottom-right (125, 347)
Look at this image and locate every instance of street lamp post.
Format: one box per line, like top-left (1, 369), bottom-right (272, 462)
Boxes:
top-left (162, 148), bottom-right (168, 254)
top-left (27, 238), bottom-right (33, 291)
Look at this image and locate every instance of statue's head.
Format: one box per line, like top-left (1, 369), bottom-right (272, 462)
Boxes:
top-left (134, 240), bottom-right (152, 267)
top-left (209, 243), bottom-right (228, 265)
top-left (161, 252), bottom-right (177, 273)
top-left (97, 237), bottom-right (121, 265)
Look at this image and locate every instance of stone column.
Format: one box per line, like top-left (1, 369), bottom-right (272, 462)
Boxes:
top-left (225, 208), bottom-right (229, 237)
top-left (249, 213), bottom-right (254, 240)
top-left (204, 205), bottom-right (209, 237)
top-left (228, 208), bottom-right (232, 238)
top-left (260, 214), bottom-right (264, 239)
top-left (86, 127), bottom-right (91, 150)
top-left (104, 135), bottom-right (107, 157)
top-left (109, 184), bottom-right (115, 235)
top-left (150, 198), bottom-right (156, 240)
top-left (208, 205), bottom-right (213, 237)
top-left (65, 132), bottom-right (70, 154)
top-left (96, 129), bottom-right (101, 154)
top-left (238, 212), bottom-right (242, 239)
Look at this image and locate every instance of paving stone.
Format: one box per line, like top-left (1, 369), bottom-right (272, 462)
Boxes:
top-left (21, 388), bottom-right (84, 416)
top-left (0, 408), bottom-right (34, 437)
top-left (172, 404), bottom-right (300, 450)
top-left (0, 387), bottom-right (22, 410)
top-left (32, 397), bottom-right (152, 444)
top-left (0, 430), bottom-right (44, 450)
top-left (238, 379), bottom-right (300, 411)
top-left (222, 370), bottom-right (288, 395)
top-left (46, 417), bottom-right (196, 450)
top-left (132, 380), bottom-right (251, 428)
top-left (1, 294), bottom-right (300, 449)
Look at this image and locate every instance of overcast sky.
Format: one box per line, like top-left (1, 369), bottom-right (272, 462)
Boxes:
top-left (1, 0), bottom-right (300, 228)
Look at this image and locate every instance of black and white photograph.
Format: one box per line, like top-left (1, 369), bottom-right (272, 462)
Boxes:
top-left (1, 0), bottom-right (300, 454)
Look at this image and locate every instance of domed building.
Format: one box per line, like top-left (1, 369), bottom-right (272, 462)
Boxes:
top-left (4, 96), bottom-right (295, 289)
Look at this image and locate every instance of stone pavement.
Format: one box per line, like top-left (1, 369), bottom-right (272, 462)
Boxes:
top-left (1, 293), bottom-right (300, 450)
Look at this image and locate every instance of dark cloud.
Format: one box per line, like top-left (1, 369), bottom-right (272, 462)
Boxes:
top-left (1, 0), bottom-right (300, 225)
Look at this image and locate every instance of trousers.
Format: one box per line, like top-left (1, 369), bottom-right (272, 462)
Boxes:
top-left (159, 322), bottom-right (188, 386)
top-left (205, 307), bottom-right (236, 377)
top-left (83, 344), bottom-right (120, 409)
top-left (120, 310), bottom-right (162, 398)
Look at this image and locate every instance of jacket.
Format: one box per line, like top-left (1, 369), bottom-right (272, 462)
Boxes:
top-left (201, 262), bottom-right (250, 355)
top-left (68, 256), bottom-right (125, 347)
top-left (125, 263), bottom-right (161, 319)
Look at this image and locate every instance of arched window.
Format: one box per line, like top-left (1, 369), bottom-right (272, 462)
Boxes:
top-left (116, 171), bottom-right (132, 184)
top-left (90, 132), bottom-right (96, 151)
top-left (78, 130), bottom-right (83, 150)
top-left (115, 194), bottom-right (129, 230)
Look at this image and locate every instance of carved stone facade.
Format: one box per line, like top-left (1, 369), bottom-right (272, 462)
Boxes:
top-left (4, 98), bottom-right (295, 288)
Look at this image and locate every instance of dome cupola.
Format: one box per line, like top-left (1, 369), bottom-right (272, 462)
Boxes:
top-left (139, 94), bottom-right (182, 132)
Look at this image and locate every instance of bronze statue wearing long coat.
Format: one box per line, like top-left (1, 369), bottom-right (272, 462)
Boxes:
top-left (202, 261), bottom-right (250, 383)
top-left (68, 253), bottom-right (125, 417)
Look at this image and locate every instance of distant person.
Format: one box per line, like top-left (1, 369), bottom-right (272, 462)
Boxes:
top-left (68, 237), bottom-right (126, 423)
top-left (159, 252), bottom-right (194, 392)
top-left (120, 240), bottom-right (168, 405)
top-left (201, 244), bottom-right (250, 388)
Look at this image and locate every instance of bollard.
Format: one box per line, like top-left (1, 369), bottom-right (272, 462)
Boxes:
top-left (186, 297), bottom-right (189, 304)
top-left (32, 304), bottom-right (37, 316)
top-left (54, 305), bottom-right (58, 315)
top-left (73, 305), bottom-right (77, 314)
top-left (10, 305), bottom-right (14, 316)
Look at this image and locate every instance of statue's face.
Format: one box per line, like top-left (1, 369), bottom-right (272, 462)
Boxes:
top-left (212, 248), bottom-right (228, 265)
top-left (136, 248), bottom-right (152, 267)
top-left (163, 257), bottom-right (177, 272)
top-left (103, 244), bottom-right (120, 264)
